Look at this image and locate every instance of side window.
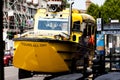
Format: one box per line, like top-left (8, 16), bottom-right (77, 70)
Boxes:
top-left (73, 21), bottom-right (80, 31)
top-left (83, 23), bottom-right (92, 36)
top-left (88, 25), bottom-right (91, 36)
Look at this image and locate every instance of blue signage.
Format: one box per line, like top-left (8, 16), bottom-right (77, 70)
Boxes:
top-left (96, 34), bottom-right (105, 47)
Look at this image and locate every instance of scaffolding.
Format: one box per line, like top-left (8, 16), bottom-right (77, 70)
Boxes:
top-left (3, 0), bottom-right (47, 33)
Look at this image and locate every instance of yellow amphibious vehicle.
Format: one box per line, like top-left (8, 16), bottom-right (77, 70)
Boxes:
top-left (13, 0), bottom-right (96, 79)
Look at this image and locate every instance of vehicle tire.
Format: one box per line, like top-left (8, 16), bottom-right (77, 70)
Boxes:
top-left (18, 69), bottom-right (33, 79)
top-left (71, 58), bottom-right (77, 73)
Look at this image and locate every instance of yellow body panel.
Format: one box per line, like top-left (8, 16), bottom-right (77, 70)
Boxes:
top-left (13, 40), bottom-right (76, 72)
top-left (13, 8), bottom-right (96, 74)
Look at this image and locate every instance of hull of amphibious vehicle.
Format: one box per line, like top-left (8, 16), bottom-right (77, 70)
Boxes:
top-left (13, 38), bottom-right (78, 73)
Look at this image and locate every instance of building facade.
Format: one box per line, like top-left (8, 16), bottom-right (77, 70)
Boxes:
top-left (3, 0), bottom-right (46, 33)
top-left (3, 0), bottom-right (91, 33)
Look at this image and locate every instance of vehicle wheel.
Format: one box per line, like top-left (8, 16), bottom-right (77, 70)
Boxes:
top-left (18, 69), bottom-right (33, 79)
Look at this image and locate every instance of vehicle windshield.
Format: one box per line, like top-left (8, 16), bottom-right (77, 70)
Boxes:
top-left (38, 18), bottom-right (69, 31)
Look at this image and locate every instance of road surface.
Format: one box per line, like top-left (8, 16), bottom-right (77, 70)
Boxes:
top-left (4, 66), bottom-right (85, 80)
top-left (5, 66), bottom-right (45, 80)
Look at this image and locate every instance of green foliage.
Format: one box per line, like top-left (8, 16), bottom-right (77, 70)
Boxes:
top-left (66, 3), bottom-right (69, 8)
top-left (63, 0), bottom-right (69, 8)
top-left (86, 0), bottom-right (120, 24)
top-left (86, 3), bottom-right (100, 19)
top-left (102, 0), bottom-right (120, 23)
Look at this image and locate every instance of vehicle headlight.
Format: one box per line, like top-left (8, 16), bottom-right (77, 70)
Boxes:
top-left (54, 35), bottom-right (61, 40)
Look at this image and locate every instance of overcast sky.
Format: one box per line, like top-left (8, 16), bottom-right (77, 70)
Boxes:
top-left (72, 0), bottom-right (105, 10)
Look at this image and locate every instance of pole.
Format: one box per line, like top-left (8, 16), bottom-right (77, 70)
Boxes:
top-left (68, 1), bottom-right (74, 36)
top-left (0, 0), bottom-right (4, 80)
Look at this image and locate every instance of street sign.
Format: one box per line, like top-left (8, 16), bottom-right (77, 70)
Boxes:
top-left (103, 23), bottom-right (120, 31)
top-left (102, 31), bottom-right (120, 34)
top-left (102, 23), bottom-right (120, 34)
top-left (96, 34), bottom-right (105, 54)
top-left (111, 20), bottom-right (119, 23)
top-left (97, 18), bottom-right (102, 31)
top-left (96, 34), bottom-right (104, 47)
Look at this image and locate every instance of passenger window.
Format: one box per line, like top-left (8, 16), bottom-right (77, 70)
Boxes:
top-left (73, 21), bottom-right (80, 31)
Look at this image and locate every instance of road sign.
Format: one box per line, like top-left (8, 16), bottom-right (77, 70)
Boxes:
top-left (102, 31), bottom-right (120, 34)
top-left (96, 34), bottom-right (104, 47)
top-left (103, 23), bottom-right (120, 31)
top-left (97, 18), bottom-right (102, 31)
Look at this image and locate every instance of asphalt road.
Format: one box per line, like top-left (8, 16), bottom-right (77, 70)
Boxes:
top-left (4, 66), bottom-right (45, 80)
top-left (4, 66), bottom-right (84, 80)
top-left (5, 66), bottom-right (18, 80)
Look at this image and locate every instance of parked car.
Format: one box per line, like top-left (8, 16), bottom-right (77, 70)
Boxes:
top-left (4, 50), bottom-right (13, 66)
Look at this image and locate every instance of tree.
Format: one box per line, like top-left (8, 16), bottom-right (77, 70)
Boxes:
top-left (86, 3), bottom-right (100, 20)
top-left (101, 0), bottom-right (120, 23)
top-left (86, 0), bottom-right (120, 23)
